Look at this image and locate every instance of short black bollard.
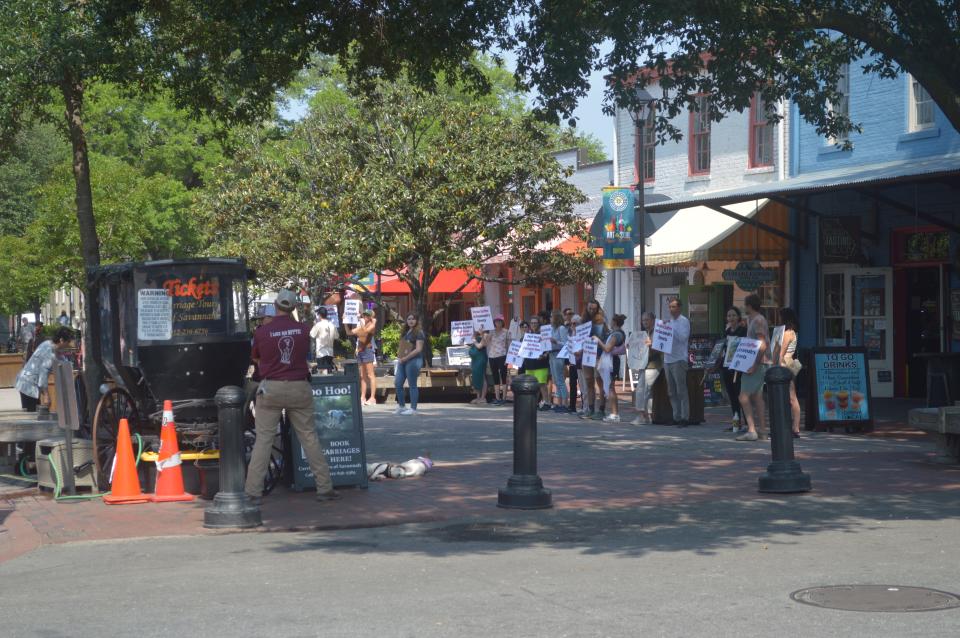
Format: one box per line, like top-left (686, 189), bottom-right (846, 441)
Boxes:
top-left (204, 386), bottom-right (262, 528)
top-left (498, 375), bottom-right (552, 509)
top-left (758, 366), bottom-right (812, 493)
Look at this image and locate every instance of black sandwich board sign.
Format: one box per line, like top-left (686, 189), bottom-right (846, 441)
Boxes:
top-left (804, 346), bottom-right (874, 433)
top-left (290, 365), bottom-right (369, 490)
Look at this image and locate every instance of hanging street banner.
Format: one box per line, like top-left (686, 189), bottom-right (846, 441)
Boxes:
top-left (592, 186), bottom-right (637, 269)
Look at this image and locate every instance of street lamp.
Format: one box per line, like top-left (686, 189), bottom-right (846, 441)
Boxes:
top-left (634, 88), bottom-right (655, 329)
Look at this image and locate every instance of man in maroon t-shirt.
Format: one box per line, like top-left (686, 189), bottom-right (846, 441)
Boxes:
top-left (244, 289), bottom-right (339, 505)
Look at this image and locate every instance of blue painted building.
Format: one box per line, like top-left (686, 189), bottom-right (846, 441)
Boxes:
top-left (643, 59), bottom-right (960, 398)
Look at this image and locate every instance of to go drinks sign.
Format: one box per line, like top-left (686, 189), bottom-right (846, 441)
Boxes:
top-left (810, 348), bottom-right (872, 430)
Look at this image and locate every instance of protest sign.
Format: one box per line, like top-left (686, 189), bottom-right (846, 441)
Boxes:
top-left (728, 337), bottom-right (762, 373)
top-left (470, 306), bottom-right (495, 331)
top-left (343, 299), bottom-right (362, 325)
top-left (557, 344), bottom-right (570, 359)
top-left (324, 305), bottom-right (340, 328)
top-left (506, 340), bottom-right (523, 367)
top-left (450, 320), bottom-right (475, 346)
top-left (540, 325), bottom-right (553, 350)
top-left (582, 341), bottom-right (598, 367)
top-left (518, 333), bottom-right (543, 358)
top-left (651, 319), bottom-right (674, 354)
top-left (723, 336), bottom-right (742, 368)
top-left (572, 322), bottom-right (591, 352)
top-left (770, 325), bottom-right (785, 364)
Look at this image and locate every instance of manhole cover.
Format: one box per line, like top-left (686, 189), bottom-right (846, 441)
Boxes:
top-left (791, 585), bottom-right (960, 612)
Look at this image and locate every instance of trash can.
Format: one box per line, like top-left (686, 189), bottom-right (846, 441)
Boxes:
top-left (651, 368), bottom-right (706, 424)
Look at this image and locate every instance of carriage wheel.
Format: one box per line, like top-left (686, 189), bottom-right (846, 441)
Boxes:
top-left (92, 388), bottom-right (140, 489)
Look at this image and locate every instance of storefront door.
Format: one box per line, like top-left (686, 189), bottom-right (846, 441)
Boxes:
top-left (821, 266), bottom-right (894, 397)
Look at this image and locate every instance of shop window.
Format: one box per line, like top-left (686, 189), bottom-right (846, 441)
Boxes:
top-left (636, 106), bottom-right (656, 183)
top-left (909, 75), bottom-right (935, 131)
top-left (749, 92), bottom-right (774, 168)
top-left (689, 95), bottom-right (711, 175)
top-left (758, 273), bottom-right (781, 327)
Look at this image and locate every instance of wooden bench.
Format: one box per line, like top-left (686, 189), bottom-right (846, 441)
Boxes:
top-left (908, 406), bottom-right (960, 464)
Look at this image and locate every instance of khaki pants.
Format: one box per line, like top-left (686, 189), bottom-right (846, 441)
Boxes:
top-left (244, 379), bottom-right (333, 497)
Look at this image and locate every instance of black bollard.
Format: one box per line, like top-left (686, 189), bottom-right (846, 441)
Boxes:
top-left (204, 386), bottom-right (262, 528)
top-left (758, 366), bottom-right (812, 493)
top-left (498, 375), bottom-right (552, 509)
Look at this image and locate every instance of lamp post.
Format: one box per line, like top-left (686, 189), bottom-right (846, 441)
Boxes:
top-left (634, 88), bottom-right (654, 327)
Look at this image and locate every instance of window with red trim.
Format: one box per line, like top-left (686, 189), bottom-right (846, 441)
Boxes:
top-left (749, 92), bottom-right (774, 167)
top-left (689, 95), bottom-right (710, 175)
top-left (635, 107), bottom-right (656, 183)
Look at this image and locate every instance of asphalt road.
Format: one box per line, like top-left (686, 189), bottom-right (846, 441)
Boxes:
top-left (1, 492), bottom-right (958, 638)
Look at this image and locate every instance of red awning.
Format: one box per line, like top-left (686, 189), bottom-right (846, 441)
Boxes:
top-left (377, 269), bottom-right (481, 295)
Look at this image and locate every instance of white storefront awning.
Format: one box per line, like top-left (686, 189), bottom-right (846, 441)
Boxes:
top-left (639, 199), bottom-right (769, 266)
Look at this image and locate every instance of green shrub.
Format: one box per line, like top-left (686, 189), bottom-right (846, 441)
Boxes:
top-left (431, 332), bottom-right (451, 352)
top-left (378, 321), bottom-right (402, 359)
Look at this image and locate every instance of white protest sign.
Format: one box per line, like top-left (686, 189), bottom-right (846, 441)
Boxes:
top-left (627, 330), bottom-right (649, 370)
top-left (518, 333), bottom-right (543, 359)
top-left (581, 341), bottom-right (598, 368)
top-left (651, 319), bottom-right (674, 354)
top-left (770, 325), bottom-right (785, 365)
top-left (572, 322), bottom-right (591, 352)
top-left (723, 336), bottom-right (742, 368)
top-left (506, 340), bottom-right (523, 368)
top-left (343, 299), bottom-right (362, 325)
top-left (470, 306), bottom-right (494, 331)
top-left (325, 304), bottom-right (340, 328)
top-left (137, 289), bottom-right (172, 341)
top-left (728, 337), bottom-right (763, 373)
top-left (557, 344), bottom-right (570, 359)
top-left (450, 320), bottom-right (475, 346)
top-left (540, 325), bottom-right (553, 350)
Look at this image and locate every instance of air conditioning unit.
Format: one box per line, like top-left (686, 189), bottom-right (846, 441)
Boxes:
top-left (35, 438), bottom-right (98, 492)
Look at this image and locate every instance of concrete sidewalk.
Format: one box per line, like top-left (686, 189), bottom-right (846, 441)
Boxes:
top-left (2, 388), bottom-right (958, 564)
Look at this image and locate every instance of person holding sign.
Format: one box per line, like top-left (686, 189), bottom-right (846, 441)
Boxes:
top-left (595, 313), bottom-right (627, 422)
top-left (631, 312), bottom-right (663, 425)
top-left (245, 289), bottom-right (339, 505)
top-left (519, 316), bottom-right (551, 410)
top-left (349, 309), bottom-right (378, 406)
top-left (310, 306), bottom-right (338, 374)
top-left (487, 317), bottom-right (510, 405)
top-left (468, 330), bottom-right (490, 404)
top-left (779, 307), bottom-right (802, 438)
top-left (718, 307), bottom-right (747, 432)
top-left (736, 294), bottom-right (771, 441)
top-left (548, 310), bottom-right (570, 412)
top-left (394, 314), bottom-right (427, 415)
top-left (663, 299), bottom-right (691, 426)
top-left (579, 299), bottom-right (607, 419)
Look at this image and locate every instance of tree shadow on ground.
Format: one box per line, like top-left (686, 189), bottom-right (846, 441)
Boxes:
top-left (262, 491), bottom-right (960, 559)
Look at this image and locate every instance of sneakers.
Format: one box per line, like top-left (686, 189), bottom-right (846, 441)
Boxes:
top-left (316, 489), bottom-right (342, 502)
top-left (393, 407), bottom-right (405, 415)
top-left (538, 402), bottom-right (552, 411)
top-left (602, 413), bottom-right (621, 422)
top-left (245, 494), bottom-right (262, 508)
top-left (590, 411), bottom-right (603, 421)
top-left (401, 407), bottom-right (416, 416)
top-left (735, 430), bottom-right (759, 441)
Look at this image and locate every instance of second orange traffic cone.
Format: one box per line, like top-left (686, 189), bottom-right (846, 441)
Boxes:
top-left (103, 418), bottom-right (149, 505)
top-left (151, 400), bottom-right (194, 502)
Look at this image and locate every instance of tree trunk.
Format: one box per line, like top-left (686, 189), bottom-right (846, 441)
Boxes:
top-left (61, 75), bottom-right (104, 426)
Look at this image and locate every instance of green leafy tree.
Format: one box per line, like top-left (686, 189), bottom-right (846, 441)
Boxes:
top-left (505, 1), bottom-right (960, 141)
top-left (0, 123), bottom-right (66, 236)
top-left (200, 78), bottom-right (598, 337)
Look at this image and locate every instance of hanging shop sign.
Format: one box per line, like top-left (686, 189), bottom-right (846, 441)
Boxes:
top-left (819, 217), bottom-right (863, 264)
top-left (591, 187), bottom-right (637, 269)
top-left (721, 261), bottom-right (777, 292)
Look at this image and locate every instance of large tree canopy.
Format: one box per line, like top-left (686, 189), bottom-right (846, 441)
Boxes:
top-left (508, 1), bottom-right (960, 141)
top-left (200, 77), bottom-right (598, 328)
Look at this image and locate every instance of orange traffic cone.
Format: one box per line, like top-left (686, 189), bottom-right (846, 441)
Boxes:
top-left (103, 418), bottom-right (149, 505)
top-left (151, 400), bottom-right (194, 502)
